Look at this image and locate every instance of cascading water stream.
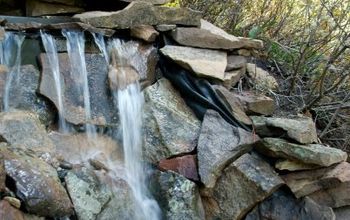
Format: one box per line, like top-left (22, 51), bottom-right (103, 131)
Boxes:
top-left (1, 32), bottom-right (25, 111)
top-left (40, 31), bottom-right (68, 133)
top-left (93, 35), bottom-right (160, 219)
top-left (62, 30), bottom-right (96, 138)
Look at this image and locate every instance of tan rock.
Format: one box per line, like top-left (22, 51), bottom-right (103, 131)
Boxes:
top-left (246, 63), bottom-right (278, 91)
top-left (3, 197), bottom-right (21, 209)
top-left (130, 25), bottom-right (159, 42)
top-left (160, 45), bottom-right (227, 80)
top-left (233, 91), bottom-right (275, 115)
top-left (26, 0), bottom-right (84, 16)
top-left (226, 55), bottom-right (247, 71)
top-left (275, 159), bottom-right (321, 171)
top-left (223, 67), bottom-right (245, 89)
top-left (309, 182), bottom-right (350, 208)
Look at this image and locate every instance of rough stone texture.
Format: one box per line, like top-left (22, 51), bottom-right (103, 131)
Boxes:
top-left (281, 162), bottom-right (350, 198)
top-left (74, 1), bottom-right (201, 29)
top-left (3, 196), bottom-right (21, 209)
top-left (0, 200), bottom-right (24, 220)
top-left (160, 45), bottom-right (227, 80)
top-left (39, 53), bottom-right (117, 126)
top-left (159, 155), bottom-right (199, 181)
top-left (198, 110), bottom-right (257, 188)
top-left (246, 63), bottom-right (278, 91)
top-left (121, 0), bottom-right (170, 4)
top-left (0, 111), bottom-right (55, 155)
top-left (245, 189), bottom-right (336, 220)
top-left (156, 24), bottom-right (176, 32)
top-left (257, 138), bottom-right (348, 167)
top-left (143, 78), bottom-right (201, 163)
top-left (275, 159), bottom-right (321, 171)
top-left (251, 116), bottom-right (318, 144)
top-left (0, 145), bottom-right (73, 217)
top-left (214, 86), bottom-right (252, 126)
top-left (202, 153), bottom-right (283, 220)
top-left (233, 91), bottom-right (275, 115)
top-left (226, 55), bottom-right (247, 71)
top-left (170, 20), bottom-right (264, 50)
top-left (130, 25), bottom-right (159, 42)
top-left (65, 167), bottom-right (111, 220)
top-left (0, 155), bottom-right (4, 192)
top-left (334, 206), bottom-right (350, 220)
top-left (108, 65), bottom-right (140, 90)
top-left (0, 65), bottom-right (54, 125)
top-left (223, 67), bottom-right (245, 89)
top-left (309, 182), bottom-right (350, 208)
top-left (26, 0), bottom-right (84, 16)
top-left (151, 170), bottom-right (205, 220)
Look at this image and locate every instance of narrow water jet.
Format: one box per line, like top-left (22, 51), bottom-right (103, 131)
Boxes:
top-left (109, 39), bottom-right (160, 220)
top-left (40, 31), bottom-right (68, 133)
top-left (1, 32), bottom-right (25, 111)
top-left (62, 30), bottom-right (95, 137)
top-left (91, 33), bottom-right (109, 64)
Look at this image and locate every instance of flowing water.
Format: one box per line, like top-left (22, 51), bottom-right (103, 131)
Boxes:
top-left (62, 30), bottom-right (96, 137)
top-left (1, 32), bottom-right (25, 111)
top-left (91, 37), bottom-right (160, 220)
top-left (40, 31), bottom-right (68, 132)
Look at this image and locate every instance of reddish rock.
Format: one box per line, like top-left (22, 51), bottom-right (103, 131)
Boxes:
top-left (0, 200), bottom-right (25, 220)
top-left (158, 155), bottom-right (199, 181)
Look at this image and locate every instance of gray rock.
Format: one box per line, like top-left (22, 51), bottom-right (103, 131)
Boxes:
top-left (202, 153), bottom-right (283, 220)
top-left (65, 167), bottom-right (111, 220)
top-left (233, 92), bottom-right (275, 115)
top-left (0, 153), bottom-right (5, 192)
top-left (226, 55), bottom-right (247, 71)
top-left (251, 116), bottom-right (318, 144)
top-left (275, 159), bottom-right (321, 171)
top-left (26, 0), bottom-right (84, 16)
top-left (143, 78), bottom-right (201, 163)
top-left (156, 24), bottom-right (177, 32)
top-left (160, 45), bottom-right (227, 80)
top-left (282, 162), bottom-right (350, 198)
top-left (74, 2), bottom-right (201, 29)
top-left (39, 53), bottom-right (117, 126)
top-left (0, 65), bottom-right (55, 126)
top-left (309, 182), bottom-right (350, 208)
top-left (256, 138), bottom-right (348, 167)
top-left (151, 170), bottom-right (205, 220)
top-left (246, 63), bottom-right (278, 91)
top-left (0, 111), bottom-right (55, 155)
top-left (170, 20), bottom-right (264, 50)
top-left (245, 189), bottom-right (335, 220)
top-left (213, 86), bottom-right (252, 126)
top-left (0, 145), bottom-right (73, 217)
top-left (131, 25), bottom-right (159, 42)
top-left (222, 67), bottom-right (246, 89)
top-left (334, 206), bottom-right (350, 220)
top-left (198, 110), bottom-right (258, 188)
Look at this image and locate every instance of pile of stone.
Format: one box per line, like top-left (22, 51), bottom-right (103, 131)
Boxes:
top-left (0, 1), bottom-right (349, 220)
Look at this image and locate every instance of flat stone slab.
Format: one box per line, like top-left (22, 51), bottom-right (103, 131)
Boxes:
top-left (257, 138), bottom-right (348, 167)
top-left (160, 45), bottom-right (227, 80)
top-left (170, 19), bottom-right (263, 50)
top-left (143, 78), bottom-right (201, 163)
top-left (233, 91), bottom-right (275, 115)
top-left (246, 63), bottom-right (278, 91)
top-left (74, 1), bottom-right (201, 29)
top-left (158, 154), bottom-right (199, 181)
top-left (202, 153), bottom-right (283, 220)
top-left (198, 110), bottom-right (257, 188)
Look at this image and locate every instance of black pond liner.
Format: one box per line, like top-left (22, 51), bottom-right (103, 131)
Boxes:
top-left (159, 55), bottom-right (252, 132)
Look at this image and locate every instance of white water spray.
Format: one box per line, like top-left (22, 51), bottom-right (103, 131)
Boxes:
top-left (40, 31), bottom-right (68, 132)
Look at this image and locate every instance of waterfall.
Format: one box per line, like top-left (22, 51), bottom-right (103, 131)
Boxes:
top-left (62, 30), bottom-right (95, 137)
top-left (1, 32), bottom-right (25, 111)
top-left (40, 31), bottom-right (68, 133)
top-left (92, 36), bottom-right (160, 219)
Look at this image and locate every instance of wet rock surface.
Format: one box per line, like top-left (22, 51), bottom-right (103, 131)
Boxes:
top-left (202, 153), bottom-right (283, 220)
top-left (198, 110), bottom-right (257, 189)
top-left (160, 45), bottom-right (227, 80)
top-left (0, 145), bottom-right (73, 217)
top-left (151, 170), bottom-right (205, 220)
top-left (256, 138), bottom-right (347, 167)
top-left (130, 25), bottom-right (159, 42)
top-left (158, 154), bottom-right (199, 181)
top-left (143, 78), bottom-right (201, 163)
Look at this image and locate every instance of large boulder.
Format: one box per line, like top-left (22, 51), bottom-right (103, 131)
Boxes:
top-left (0, 65), bottom-right (54, 125)
top-left (251, 116), bottom-right (318, 144)
top-left (0, 146), bottom-right (73, 217)
top-left (74, 1), bottom-right (201, 29)
top-left (151, 170), bottom-right (205, 220)
top-left (197, 110), bottom-right (257, 189)
top-left (160, 45), bottom-right (227, 80)
top-left (170, 20), bottom-right (264, 50)
top-left (256, 138), bottom-right (347, 167)
top-left (282, 162), bottom-right (350, 198)
top-left (0, 111), bottom-right (55, 156)
top-left (245, 189), bottom-right (335, 220)
top-left (143, 78), bottom-right (201, 163)
top-left (202, 153), bottom-right (283, 220)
